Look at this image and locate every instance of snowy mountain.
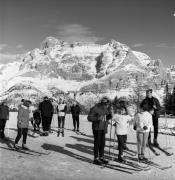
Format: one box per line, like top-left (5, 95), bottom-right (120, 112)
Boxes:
top-left (0, 37), bottom-right (174, 105)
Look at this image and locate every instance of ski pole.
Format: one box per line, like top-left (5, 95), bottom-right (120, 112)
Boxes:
top-left (108, 118), bottom-right (113, 157)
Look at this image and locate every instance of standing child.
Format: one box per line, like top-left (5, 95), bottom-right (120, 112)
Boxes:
top-left (31, 109), bottom-right (41, 131)
top-left (134, 103), bottom-right (153, 161)
top-left (14, 100), bottom-right (31, 150)
top-left (57, 98), bottom-right (67, 137)
top-left (112, 106), bottom-right (133, 162)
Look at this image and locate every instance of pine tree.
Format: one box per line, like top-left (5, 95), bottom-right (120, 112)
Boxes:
top-left (171, 85), bottom-right (175, 115)
top-left (163, 83), bottom-right (171, 114)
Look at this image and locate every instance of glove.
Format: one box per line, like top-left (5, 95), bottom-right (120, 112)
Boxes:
top-left (143, 126), bottom-right (148, 130)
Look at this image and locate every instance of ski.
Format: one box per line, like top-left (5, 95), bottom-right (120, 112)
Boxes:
top-left (148, 145), bottom-right (160, 156)
top-left (114, 158), bottom-right (150, 171)
top-left (154, 146), bottom-right (173, 156)
top-left (124, 148), bottom-right (137, 156)
top-left (0, 146), bottom-right (37, 156)
top-left (92, 162), bottom-right (134, 174)
top-left (75, 131), bottom-right (86, 136)
top-left (125, 155), bottom-right (172, 170)
top-left (22, 148), bottom-right (51, 155)
top-left (140, 159), bottom-right (172, 170)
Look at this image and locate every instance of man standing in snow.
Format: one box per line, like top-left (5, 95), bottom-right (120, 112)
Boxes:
top-left (140, 89), bottom-right (161, 147)
top-left (87, 96), bottom-right (112, 165)
top-left (70, 101), bottom-right (81, 132)
top-left (39, 96), bottom-right (54, 136)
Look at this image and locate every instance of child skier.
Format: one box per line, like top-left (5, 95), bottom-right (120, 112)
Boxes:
top-left (57, 98), bottom-right (67, 137)
top-left (112, 106), bottom-right (133, 162)
top-left (31, 109), bottom-right (41, 131)
top-left (14, 100), bottom-right (32, 150)
top-left (134, 103), bottom-right (153, 161)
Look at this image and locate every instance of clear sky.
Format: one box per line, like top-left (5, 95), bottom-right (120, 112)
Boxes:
top-left (0, 0), bottom-right (174, 66)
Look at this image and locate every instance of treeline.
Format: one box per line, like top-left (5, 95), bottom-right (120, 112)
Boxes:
top-left (163, 84), bottom-right (175, 115)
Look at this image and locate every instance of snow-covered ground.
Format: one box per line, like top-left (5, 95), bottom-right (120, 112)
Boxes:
top-left (1, 113), bottom-right (175, 180)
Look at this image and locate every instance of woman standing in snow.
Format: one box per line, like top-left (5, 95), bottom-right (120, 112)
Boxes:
top-left (134, 103), bottom-right (153, 161)
top-left (14, 100), bottom-right (31, 150)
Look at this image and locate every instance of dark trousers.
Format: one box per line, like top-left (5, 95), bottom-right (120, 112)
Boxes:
top-left (117, 134), bottom-right (127, 158)
top-left (93, 130), bottom-right (106, 159)
top-left (15, 128), bottom-right (28, 144)
top-left (0, 119), bottom-right (7, 137)
top-left (148, 117), bottom-right (159, 142)
top-left (72, 115), bottom-right (79, 130)
top-left (58, 116), bottom-right (65, 131)
top-left (123, 135), bottom-right (127, 148)
top-left (42, 116), bottom-right (51, 131)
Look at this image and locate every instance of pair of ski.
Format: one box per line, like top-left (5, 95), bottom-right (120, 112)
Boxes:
top-left (123, 148), bottom-right (137, 156)
top-left (75, 131), bottom-right (86, 136)
top-left (125, 155), bottom-right (172, 170)
top-left (0, 146), bottom-right (50, 156)
top-left (93, 158), bottom-right (150, 174)
top-left (149, 145), bottom-right (173, 156)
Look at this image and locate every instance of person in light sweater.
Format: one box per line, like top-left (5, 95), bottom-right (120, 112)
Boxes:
top-left (112, 106), bottom-right (133, 162)
top-left (134, 103), bottom-right (153, 161)
top-left (56, 98), bottom-right (67, 137)
top-left (14, 100), bottom-right (32, 150)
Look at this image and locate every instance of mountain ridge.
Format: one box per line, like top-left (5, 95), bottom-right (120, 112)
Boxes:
top-left (0, 37), bottom-right (174, 105)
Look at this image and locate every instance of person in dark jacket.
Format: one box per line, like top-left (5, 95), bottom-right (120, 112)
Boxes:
top-left (0, 100), bottom-right (9, 139)
top-left (87, 96), bottom-right (112, 165)
top-left (71, 101), bottom-right (81, 132)
top-left (56, 98), bottom-right (67, 137)
top-left (39, 96), bottom-right (54, 136)
top-left (31, 109), bottom-right (41, 131)
top-left (140, 89), bottom-right (161, 147)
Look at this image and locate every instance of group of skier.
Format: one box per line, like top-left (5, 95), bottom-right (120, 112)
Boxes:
top-left (87, 88), bottom-right (161, 165)
top-left (0, 88), bottom-right (162, 165)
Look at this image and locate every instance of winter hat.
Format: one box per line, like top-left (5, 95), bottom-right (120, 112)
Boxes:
top-left (100, 96), bottom-right (110, 104)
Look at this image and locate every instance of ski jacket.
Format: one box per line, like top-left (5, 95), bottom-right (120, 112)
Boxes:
top-left (112, 114), bottom-right (132, 135)
top-left (57, 103), bottom-right (67, 117)
top-left (71, 105), bottom-right (81, 116)
top-left (0, 104), bottom-right (9, 120)
top-left (17, 105), bottom-right (31, 128)
top-left (87, 103), bottom-right (112, 133)
top-left (141, 97), bottom-right (161, 119)
top-left (39, 100), bottom-right (54, 117)
top-left (134, 111), bottom-right (152, 133)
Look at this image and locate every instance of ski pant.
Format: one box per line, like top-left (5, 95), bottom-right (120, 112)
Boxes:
top-left (123, 135), bottom-right (127, 149)
top-left (58, 116), bottom-right (65, 132)
top-left (0, 119), bottom-right (7, 138)
top-left (117, 134), bottom-right (127, 158)
top-left (72, 115), bottom-right (79, 130)
top-left (148, 116), bottom-right (159, 142)
top-left (137, 131), bottom-right (149, 155)
top-left (15, 128), bottom-right (28, 144)
top-left (41, 116), bottom-right (52, 131)
top-left (93, 130), bottom-right (106, 159)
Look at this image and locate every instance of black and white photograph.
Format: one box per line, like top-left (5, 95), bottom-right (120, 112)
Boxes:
top-left (0, 0), bottom-right (175, 179)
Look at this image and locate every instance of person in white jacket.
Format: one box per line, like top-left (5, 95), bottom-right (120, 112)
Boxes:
top-left (134, 103), bottom-right (153, 161)
top-left (112, 106), bottom-right (133, 162)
